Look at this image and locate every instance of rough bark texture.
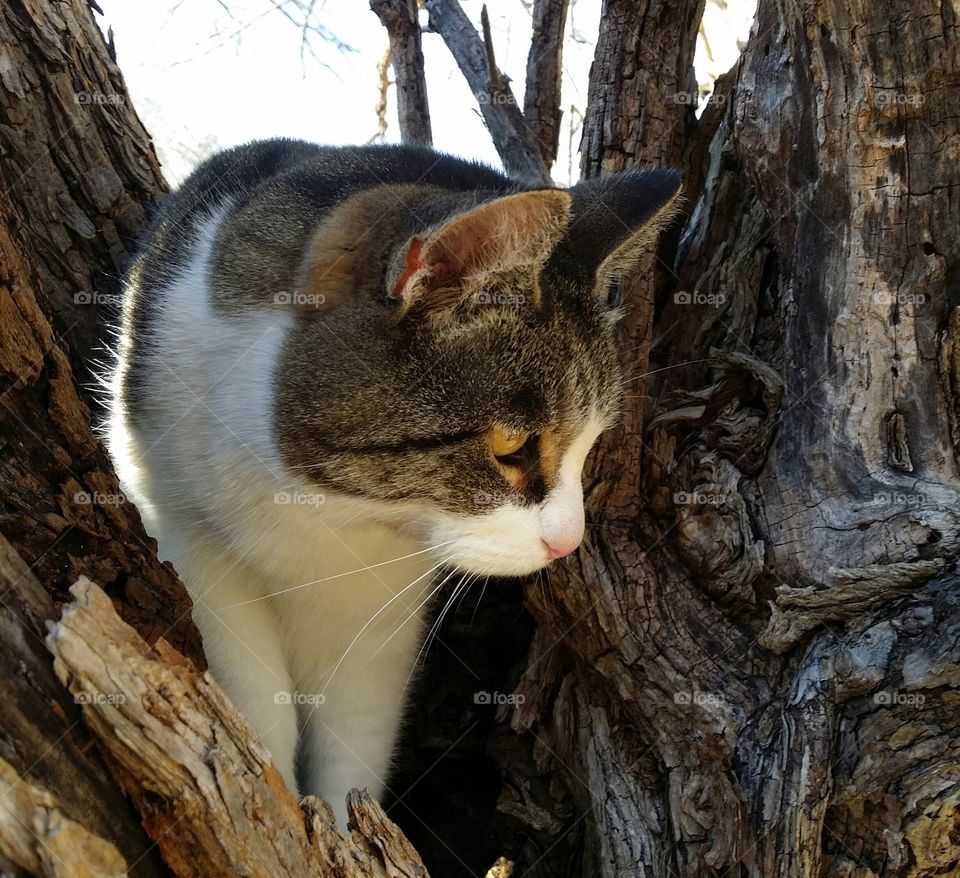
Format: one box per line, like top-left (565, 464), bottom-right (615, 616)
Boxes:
top-left (0, 0), bottom-right (201, 663)
top-left (45, 578), bottom-right (431, 878)
top-left (370, 0), bottom-right (433, 146)
top-left (3, 0), bottom-right (960, 876)
top-left (0, 0), bottom-right (167, 381)
top-left (0, 753), bottom-right (127, 878)
top-left (522, 0), bottom-right (570, 169)
top-left (0, 533), bottom-right (169, 876)
top-left (425, 0), bottom-right (551, 185)
top-left (459, 0), bottom-right (960, 875)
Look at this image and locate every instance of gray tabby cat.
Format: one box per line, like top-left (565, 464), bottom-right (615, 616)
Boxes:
top-left (106, 139), bottom-right (680, 825)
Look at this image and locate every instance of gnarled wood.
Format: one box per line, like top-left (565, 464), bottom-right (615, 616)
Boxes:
top-left (370, 0), bottom-right (433, 146)
top-left (47, 577), bottom-right (432, 878)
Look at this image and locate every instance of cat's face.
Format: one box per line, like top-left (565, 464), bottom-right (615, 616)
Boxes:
top-left (276, 170), bottom-right (681, 576)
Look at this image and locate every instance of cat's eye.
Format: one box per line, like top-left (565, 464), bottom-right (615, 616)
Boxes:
top-left (490, 426), bottom-right (531, 461)
top-left (607, 277), bottom-right (623, 309)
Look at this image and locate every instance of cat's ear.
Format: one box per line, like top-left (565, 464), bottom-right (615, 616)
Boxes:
top-left (562, 168), bottom-right (683, 296)
top-left (387, 190), bottom-right (572, 317)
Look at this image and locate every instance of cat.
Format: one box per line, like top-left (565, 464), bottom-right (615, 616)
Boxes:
top-left (105, 138), bottom-right (680, 826)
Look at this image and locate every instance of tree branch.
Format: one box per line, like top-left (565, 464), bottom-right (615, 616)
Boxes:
top-left (370, 0), bottom-right (433, 146)
top-left (522, 0), bottom-right (569, 168)
top-left (46, 577), bottom-right (432, 878)
top-left (424, 0), bottom-right (551, 184)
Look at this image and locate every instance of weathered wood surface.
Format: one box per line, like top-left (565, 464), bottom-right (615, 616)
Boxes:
top-left (0, 1), bottom-right (202, 662)
top-left (0, 534), bottom-right (170, 876)
top-left (424, 0), bottom-right (551, 185)
top-left (47, 577), bottom-right (432, 878)
top-left (475, 0), bottom-right (960, 875)
top-left (0, 753), bottom-right (128, 878)
top-left (0, 0), bottom-right (167, 379)
top-left (370, 0), bottom-right (433, 146)
top-left (522, 0), bottom-right (570, 169)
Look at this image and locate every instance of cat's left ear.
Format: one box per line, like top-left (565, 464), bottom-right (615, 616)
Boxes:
top-left (561, 168), bottom-right (683, 302)
top-left (387, 189), bottom-right (572, 318)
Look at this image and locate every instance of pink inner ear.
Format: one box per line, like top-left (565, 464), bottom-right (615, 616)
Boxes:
top-left (391, 237), bottom-right (424, 298)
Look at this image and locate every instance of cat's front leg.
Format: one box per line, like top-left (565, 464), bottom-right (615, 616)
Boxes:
top-left (167, 530), bottom-right (302, 794)
top-left (294, 634), bottom-right (424, 826)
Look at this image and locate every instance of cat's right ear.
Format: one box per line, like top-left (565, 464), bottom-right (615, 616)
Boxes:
top-left (386, 189), bottom-right (572, 319)
top-left (562, 168), bottom-right (683, 297)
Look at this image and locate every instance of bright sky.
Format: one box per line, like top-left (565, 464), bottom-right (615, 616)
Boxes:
top-left (97, 1), bottom-right (754, 187)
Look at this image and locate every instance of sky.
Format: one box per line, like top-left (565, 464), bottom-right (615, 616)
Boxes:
top-left (96, 1), bottom-right (755, 187)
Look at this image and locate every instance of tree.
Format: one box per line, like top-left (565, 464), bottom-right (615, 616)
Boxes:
top-left (1, 0), bottom-right (958, 876)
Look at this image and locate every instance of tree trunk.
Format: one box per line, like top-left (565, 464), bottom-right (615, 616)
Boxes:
top-left (475, 0), bottom-right (960, 875)
top-left (3, 0), bottom-right (960, 876)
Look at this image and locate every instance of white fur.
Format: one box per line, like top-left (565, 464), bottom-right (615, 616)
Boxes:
top-left (107, 208), bottom-right (604, 825)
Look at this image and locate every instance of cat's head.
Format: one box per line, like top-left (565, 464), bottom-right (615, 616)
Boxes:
top-left (276, 169), bottom-right (681, 576)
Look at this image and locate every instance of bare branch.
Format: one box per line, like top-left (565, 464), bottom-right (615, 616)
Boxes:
top-left (424, 0), bottom-right (551, 184)
top-left (370, 0), bottom-right (433, 147)
top-left (0, 755), bottom-right (128, 878)
top-left (522, 0), bottom-right (570, 168)
top-left (46, 578), bottom-right (432, 878)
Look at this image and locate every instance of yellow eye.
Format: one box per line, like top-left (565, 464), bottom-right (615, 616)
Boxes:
top-left (490, 427), bottom-right (530, 459)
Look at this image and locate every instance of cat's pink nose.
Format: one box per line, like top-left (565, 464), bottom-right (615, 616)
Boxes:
top-left (541, 538), bottom-right (578, 561)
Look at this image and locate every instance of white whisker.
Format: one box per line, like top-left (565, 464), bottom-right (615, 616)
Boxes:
top-left (199, 540), bottom-right (455, 612)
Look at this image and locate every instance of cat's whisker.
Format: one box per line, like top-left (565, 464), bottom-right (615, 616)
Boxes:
top-left (619, 357), bottom-right (714, 387)
top-left (199, 541), bottom-right (455, 612)
top-left (469, 576), bottom-right (490, 628)
top-left (399, 571), bottom-right (476, 702)
top-left (313, 555), bottom-right (454, 704)
top-left (351, 565), bottom-right (463, 693)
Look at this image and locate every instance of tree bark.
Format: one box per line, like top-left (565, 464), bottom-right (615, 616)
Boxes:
top-left (475, 0), bottom-right (960, 875)
top-left (425, 0), bottom-right (551, 185)
top-left (522, 0), bottom-right (570, 169)
top-left (370, 0), bottom-right (433, 147)
top-left (3, 0), bottom-right (960, 876)
top-left (43, 577), bottom-right (432, 878)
